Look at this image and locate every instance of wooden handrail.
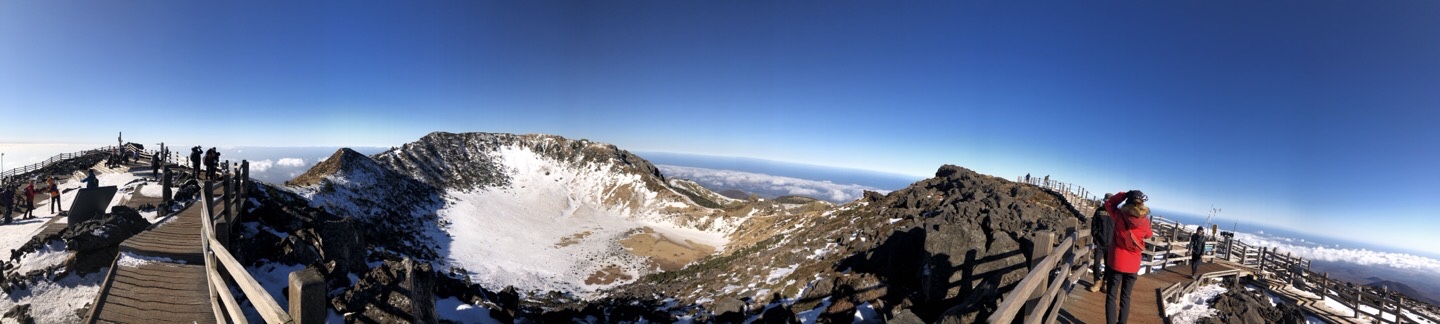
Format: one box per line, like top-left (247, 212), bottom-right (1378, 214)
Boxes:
top-left (988, 233), bottom-right (1078, 324)
top-left (200, 166), bottom-right (295, 324)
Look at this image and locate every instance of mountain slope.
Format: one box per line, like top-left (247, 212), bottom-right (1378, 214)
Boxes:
top-left (287, 148), bottom-right (444, 260)
top-left (613, 164), bottom-right (1085, 322)
top-left (287, 132), bottom-right (758, 296)
top-left (1365, 279), bottom-right (1440, 307)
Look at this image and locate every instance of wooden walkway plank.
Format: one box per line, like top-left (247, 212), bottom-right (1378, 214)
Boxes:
top-left (89, 184), bottom-right (221, 324)
top-left (1059, 262), bottom-right (1242, 324)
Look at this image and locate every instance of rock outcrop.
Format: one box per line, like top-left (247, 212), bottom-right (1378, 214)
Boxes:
top-left (62, 206), bottom-right (150, 253)
top-left (1199, 289), bottom-right (1305, 324)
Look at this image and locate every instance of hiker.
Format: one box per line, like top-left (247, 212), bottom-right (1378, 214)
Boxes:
top-left (0, 186), bottom-right (13, 224)
top-left (204, 148), bottom-right (220, 180)
top-left (47, 176), bottom-right (62, 213)
top-left (1089, 193), bottom-right (1115, 293)
top-left (82, 169), bottom-right (99, 189)
top-left (190, 146), bottom-right (203, 180)
top-left (150, 152), bottom-right (161, 177)
top-left (1104, 190), bottom-right (1152, 324)
top-left (23, 180), bottom-right (36, 219)
top-left (1189, 226), bottom-right (1206, 279)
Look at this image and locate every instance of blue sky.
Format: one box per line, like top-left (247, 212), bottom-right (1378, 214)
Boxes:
top-left (2, 1), bottom-right (1438, 255)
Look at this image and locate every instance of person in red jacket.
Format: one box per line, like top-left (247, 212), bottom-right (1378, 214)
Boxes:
top-left (23, 181), bottom-right (37, 219)
top-left (1104, 190), bottom-right (1152, 324)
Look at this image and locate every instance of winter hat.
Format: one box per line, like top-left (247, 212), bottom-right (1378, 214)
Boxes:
top-left (1126, 190), bottom-right (1147, 203)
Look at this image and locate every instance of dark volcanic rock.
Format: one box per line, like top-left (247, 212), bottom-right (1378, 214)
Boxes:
top-left (1199, 289), bottom-right (1305, 324)
top-left (333, 259), bottom-right (437, 323)
top-left (2, 303), bottom-right (34, 324)
top-left (841, 165), bottom-right (1081, 322)
top-left (62, 206), bottom-right (150, 252)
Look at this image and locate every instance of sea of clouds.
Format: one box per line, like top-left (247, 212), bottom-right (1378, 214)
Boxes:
top-left (657, 165), bottom-right (886, 203)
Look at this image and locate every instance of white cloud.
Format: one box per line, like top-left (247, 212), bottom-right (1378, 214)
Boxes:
top-left (276, 158), bottom-right (305, 167)
top-left (1230, 231), bottom-right (1440, 273)
top-left (657, 165), bottom-right (887, 203)
top-left (250, 159), bottom-right (275, 173)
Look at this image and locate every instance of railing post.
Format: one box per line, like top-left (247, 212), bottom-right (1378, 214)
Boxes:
top-left (1355, 288), bottom-right (1362, 319)
top-left (289, 267), bottom-right (326, 324)
top-left (1258, 247), bottom-right (1268, 276)
top-left (223, 174), bottom-right (233, 221)
top-left (1023, 231), bottom-right (1055, 319)
top-left (162, 167), bottom-right (172, 213)
top-left (207, 180), bottom-right (228, 247)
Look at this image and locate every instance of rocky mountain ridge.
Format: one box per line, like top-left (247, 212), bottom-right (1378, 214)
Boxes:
top-left (261, 131), bottom-right (1102, 321)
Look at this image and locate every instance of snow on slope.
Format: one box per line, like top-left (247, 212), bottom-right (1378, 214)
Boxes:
top-left (0, 163), bottom-right (140, 323)
top-left (438, 146), bottom-right (727, 296)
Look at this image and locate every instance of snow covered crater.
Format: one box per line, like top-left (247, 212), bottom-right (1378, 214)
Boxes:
top-left (434, 146), bottom-right (727, 296)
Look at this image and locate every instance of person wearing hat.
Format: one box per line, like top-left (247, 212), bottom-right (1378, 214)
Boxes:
top-left (1089, 193), bottom-right (1116, 293)
top-left (47, 176), bottom-right (62, 213)
top-left (1104, 190), bottom-right (1152, 324)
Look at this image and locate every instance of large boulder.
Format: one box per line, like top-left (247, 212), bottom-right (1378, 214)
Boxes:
top-left (312, 218), bottom-right (367, 274)
top-left (332, 259), bottom-right (436, 323)
top-left (62, 206), bottom-right (150, 252)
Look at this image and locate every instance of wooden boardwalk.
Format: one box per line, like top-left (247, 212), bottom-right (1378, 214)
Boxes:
top-left (87, 158), bottom-right (219, 323)
top-left (1058, 262), bottom-right (1242, 324)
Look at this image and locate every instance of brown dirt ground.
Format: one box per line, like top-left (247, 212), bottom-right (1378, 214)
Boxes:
top-left (618, 227), bottom-right (717, 271)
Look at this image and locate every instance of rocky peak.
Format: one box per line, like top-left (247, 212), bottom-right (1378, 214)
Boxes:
top-left (288, 148), bottom-right (378, 187)
top-left (373, 132), bottom-right (667, 192)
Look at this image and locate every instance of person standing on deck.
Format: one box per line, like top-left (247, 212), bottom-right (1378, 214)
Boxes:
top-left (1089, 193), bottom-right (1116, 292)
top-left (1189, 226), bottom-right (1206, 279)
top-left (47, 176), bottom-right (62, 213)
top-left (150, 152), bottom-right (160, 177)
top-left (204, 148), bottom-right (220, 180)
top-left (1104, 190), bottom-right (1152, 324)
top-left (190, 146), bottom-right (203, 180)
top-left (23, 180), bottom-right (36, 219)
top-left (1, 186), bottom-right (13, 224)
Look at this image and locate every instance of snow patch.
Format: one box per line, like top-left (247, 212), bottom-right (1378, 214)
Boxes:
top-left (435, 297), bottom-right (503, 324)
top-left (0, 268), bottom-right (109, 323)
top-left (117, 251), bottom-right (185, 267)
top-left (1165, 283), bottom-right (1227, 324)
top-left (12, 241), bottom-right (69, 274)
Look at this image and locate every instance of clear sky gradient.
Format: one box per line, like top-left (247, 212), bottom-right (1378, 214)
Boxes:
top-left (2, 1), bottom-right (1437, 255)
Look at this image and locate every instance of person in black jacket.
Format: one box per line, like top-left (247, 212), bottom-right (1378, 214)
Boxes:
top-left (0, 186), bottom-right (13, 224)
top-left (1089, 193), bottom-right (1115, 292)
top-left (190, 146), bottom-right (203, 180)
top-left (1189, 226), bottom-right (1206, 279)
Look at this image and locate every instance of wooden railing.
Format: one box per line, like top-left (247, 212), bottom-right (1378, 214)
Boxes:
top-left (1009, 174), bottom-right (1440, 323)
top-left (200, 161), bottom-right (323, 323)
top-left (0, 146), bottom-right (111, 184)
top-left (1016, 175), bottom-right (1096, 214)
top-left (1141, 216), bottom-right (1218, 272)
top-left (988, 219), bottom-right (1089, 324)
top-left (1187, 232), bottom-right (1440, 323)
